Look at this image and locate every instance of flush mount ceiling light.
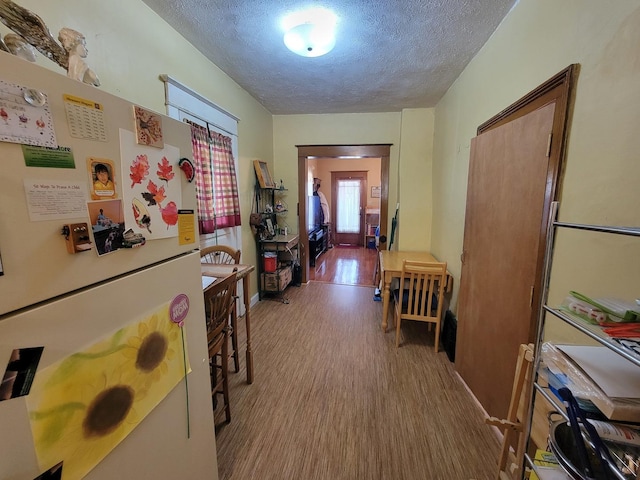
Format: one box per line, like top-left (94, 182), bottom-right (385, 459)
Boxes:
top-left (282, 8), bottom-right (337, 57)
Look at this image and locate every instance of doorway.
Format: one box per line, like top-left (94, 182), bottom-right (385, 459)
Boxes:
top-left (332, 171), bottom-right (367, 246)
top-left (297, 145), bottom-right (391, 285)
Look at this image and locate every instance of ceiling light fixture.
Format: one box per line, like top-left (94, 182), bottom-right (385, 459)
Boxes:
top-left (282, 8), bottom-right (337, 58)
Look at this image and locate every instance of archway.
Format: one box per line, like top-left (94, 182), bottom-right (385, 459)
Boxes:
top-left (296, 144), bottom-right (391, 284)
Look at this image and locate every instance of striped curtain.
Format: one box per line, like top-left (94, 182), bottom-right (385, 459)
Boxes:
top-left (188, 121), bottom-right (241, 234)
top-left (209, 131), bottom-right (241, 229)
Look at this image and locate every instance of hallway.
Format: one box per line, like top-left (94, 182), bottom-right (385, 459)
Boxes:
top-left (310, 245), bottom-right (377, 286)
top-left (215, 282), bottom-right (500, 479)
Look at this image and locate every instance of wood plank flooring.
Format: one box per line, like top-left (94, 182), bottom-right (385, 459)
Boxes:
top-left (310, 245), bottom-right (377, 286)
top-left (215, 282), bottom-right (500, 480)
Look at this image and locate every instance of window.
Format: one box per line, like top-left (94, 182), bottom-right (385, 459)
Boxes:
top-left (161, 75), bottom-right (241, 248)
top-left (336, 179), bottom-right (361, 233)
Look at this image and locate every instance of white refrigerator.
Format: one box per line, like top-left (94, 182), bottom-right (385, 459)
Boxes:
top-left (0, 52), bottom-right (217, 479)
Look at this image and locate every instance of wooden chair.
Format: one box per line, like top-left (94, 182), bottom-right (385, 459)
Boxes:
top-left (393, 260), bottom-right (447, 352)
top-left (207, 272), bottom-right (237, 427)
top-left (485, 343), bottom-right (534, 480)
top-left (200, 245), bottom-right (241, 265)
top-left (201, 245), bottom-right (241, 372)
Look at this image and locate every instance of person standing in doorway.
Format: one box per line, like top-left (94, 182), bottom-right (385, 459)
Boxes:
top-left (313, 177), bottom-right (330, 224)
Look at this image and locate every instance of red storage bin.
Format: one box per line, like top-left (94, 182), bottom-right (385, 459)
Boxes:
top-left (263, 253), bottom-right (277, 272)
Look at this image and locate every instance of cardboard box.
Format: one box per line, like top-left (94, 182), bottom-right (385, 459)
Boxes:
top-left (261, 266), bottom-right (292, 292)
top-left (277, 250), bottom-right (297, 263)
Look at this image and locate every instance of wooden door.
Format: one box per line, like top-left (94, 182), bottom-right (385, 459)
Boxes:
top-left (456, 102), bottom-right (555, 418)
top-left (332, 171), bottom-right (367, 246)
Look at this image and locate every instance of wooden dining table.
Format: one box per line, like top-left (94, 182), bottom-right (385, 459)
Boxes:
top-left (378, 250), bottom-right (453, 332)
top-left (201, 263), bottom-right (256, 384)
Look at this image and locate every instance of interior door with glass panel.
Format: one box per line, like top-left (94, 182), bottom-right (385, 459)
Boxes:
top-left (331, 171), bottom-right (367, 246)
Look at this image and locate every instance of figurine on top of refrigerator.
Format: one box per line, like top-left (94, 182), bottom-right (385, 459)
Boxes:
top-left (3, 33), bottom-right (37, 61)
top-left (58, 27), bottom-right (100, 86)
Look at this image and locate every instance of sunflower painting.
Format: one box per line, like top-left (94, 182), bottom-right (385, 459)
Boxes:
top-left (26, 304), bottom-right (189, 480)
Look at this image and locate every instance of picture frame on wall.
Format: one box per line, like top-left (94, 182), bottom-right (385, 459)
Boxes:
top-left (371, 186), bottom-right (381, 198)
top-left (253, 159), bottom-right (275, 188)
top-left (133, 105), bottom-right (164, 148)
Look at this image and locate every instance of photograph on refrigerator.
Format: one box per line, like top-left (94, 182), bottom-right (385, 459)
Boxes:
top-left (88, 157), bottom-right (117, 200)
top-left (0, 346), bottom-right (44, 401)
top-left (34, 461), bottom-right (63, 480)
top-left (87, 199), bottom-right (125, 255)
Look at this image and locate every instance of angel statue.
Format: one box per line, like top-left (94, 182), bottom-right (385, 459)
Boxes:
top-left (58, 27), bottom-right (100, 86)
top-left (3, 33), bottom-right (37, 61)
top-left (0, 0), bottom-right (67, 68)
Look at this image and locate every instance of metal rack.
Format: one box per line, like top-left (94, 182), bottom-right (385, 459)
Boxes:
top-left (521, 201), bottom-right (640, 479)
top-left (254, 184), bottom-right (298, 302)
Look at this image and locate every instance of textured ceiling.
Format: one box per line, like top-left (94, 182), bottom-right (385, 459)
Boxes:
top-left (141, 0), bottom-right (516, 115)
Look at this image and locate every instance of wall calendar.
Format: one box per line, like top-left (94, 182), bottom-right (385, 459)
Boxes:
top-left (63, 94), bottom-right (108, 142)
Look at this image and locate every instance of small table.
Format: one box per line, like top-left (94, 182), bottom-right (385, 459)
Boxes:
top-left (202, 263), bottom-right (256, 384)
top-left (378, 251), bottom-right (453, 332)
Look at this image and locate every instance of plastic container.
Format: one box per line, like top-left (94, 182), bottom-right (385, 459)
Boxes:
top-left (562, 294), bottom-right (608, 324)
top-left (263, 252), bottom-right (277, 273)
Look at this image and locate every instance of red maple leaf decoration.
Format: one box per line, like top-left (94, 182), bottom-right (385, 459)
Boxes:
top-left (130, 154), bottom-right (150, 188)
top-left (157, 157), bottom-right (174, 183)
top-left (160, 201), bottom-right (178, 228)
top-left (145, 180), bottom-right (166, 206)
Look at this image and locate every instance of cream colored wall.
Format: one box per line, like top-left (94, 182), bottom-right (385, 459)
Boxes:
top-left (272, 111), bottom-right (434, 248)
top-left (10, 0), bottom-right (274, 298)
top-left (432, 0), bottom-right (640, 316)
top-left (397, 108), bottom-right (434, 251)
top-left (272, 112), bottom-right (401, 235)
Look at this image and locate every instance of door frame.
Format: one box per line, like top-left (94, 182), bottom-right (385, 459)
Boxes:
top-left (297, 145), bottom-right (391, 284)
top-left (331, 170), bottom-right (368, 246)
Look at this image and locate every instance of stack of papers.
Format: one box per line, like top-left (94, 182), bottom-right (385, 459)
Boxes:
top-left (557, 345), bottom-right (640, 421)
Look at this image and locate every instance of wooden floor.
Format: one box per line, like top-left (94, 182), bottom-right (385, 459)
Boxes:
top-left (215, 282), bottom-right (500, 480)
top-left (310, 245), bottom-right (378, 286)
